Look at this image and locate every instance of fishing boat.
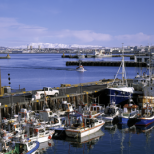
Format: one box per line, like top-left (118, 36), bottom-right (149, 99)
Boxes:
top-left (135, 102), bottom-right (154, 126)
top-left (118, 100), bottom-right (139, 125)
top-left (18, 108), bottom-right (36, 122)
top-left (76, 60), bottom-right (86, 72)
top-left (0, 137), bottom-right (14, 153)
top-left (94, 49), bottom-right (112, 58)
top-left (27, 125), bottom-right (55, 143)
top-left (132, 72), bottom-right (150, 91)
top-left (102, 101), bottom-right (120, 123)
top-left (81, 103), bottom-right (104, 118)
top-left (76, 65), bottom-right (85, 72)
top-left (59, 101), bottom-right (74, 115)
top-left (136, 121), bottom-right (154, 133)
top-left (65, 129), bottom-right (104, 147)
top-left (65, 113), bottom-right (105, 138)
top-left (104, 43), bottom-right (134, 105)
top-left (5, 139), bottom-right (39, 154)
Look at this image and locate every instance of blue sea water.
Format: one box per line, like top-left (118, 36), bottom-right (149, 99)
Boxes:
top-left (0, 53), bottom-right (147, 91)
top-left (0, 53), bottom-right (152, 154)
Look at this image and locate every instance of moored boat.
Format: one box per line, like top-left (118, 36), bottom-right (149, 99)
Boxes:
top-left (118, 101), bottom-right (139, 125)
top-left (104, 44), bottom-right (135, 105)
top-left (5, 139), bottom-right (39, 154)
top-left (135, 102), bottom-right (154, 126)
top-left (102, 101), bottom-right (120, 123)
top-left (65, 113), bottom-right (105, 138)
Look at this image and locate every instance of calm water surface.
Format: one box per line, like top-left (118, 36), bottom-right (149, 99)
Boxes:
top-left (0, 54), bottom-right (151, 154)
top-left (0, 54), bottom-right (147, 91)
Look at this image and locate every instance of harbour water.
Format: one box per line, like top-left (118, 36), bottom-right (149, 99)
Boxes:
top-left (0, 54), bottom-right (147, 91)
top-left (0, 53), bottom-right (152, 154)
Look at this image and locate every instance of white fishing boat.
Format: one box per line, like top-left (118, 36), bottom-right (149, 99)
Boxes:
top-left (76, 65), bottom-right (85, 72)
top-left (58, 101), bottom-right (74, 116)
top-left (76, 60), bottom-right (86, 72)
top-left (94, 49), bottom-right (112, 58)
top-left (76, 50), bottom-right (85, 59)
top-left (0, 137), bottom-right (14, 153)
top-left (65, 113), bottom-right (105, 138)
top-left (18, 108), bottom-right (36, 122)
top-left (65, 129), bottom-right (104, 145)
top-left (27, 125), bottom-right (55, 143)
top-left (82, 104), bottom-right (104, 118)
top-left (102, 101), bottom-right (120, 123)
top-left (9, 139), bottom-right (39, 154)
top-left (132, 72), bottom-right (150, 91)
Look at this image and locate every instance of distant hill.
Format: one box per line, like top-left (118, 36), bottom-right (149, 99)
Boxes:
top-left (14, 43), bottom-right (104, 49)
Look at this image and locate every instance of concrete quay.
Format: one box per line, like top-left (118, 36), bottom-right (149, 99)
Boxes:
top-left (0, 80), bottom-right (109, 120)
top-left (62, 54), bottom-right (134, 59)
top-left (66, 61), bottom-right (147, 67)
top-left (0, 79), bottom-right (141, 122)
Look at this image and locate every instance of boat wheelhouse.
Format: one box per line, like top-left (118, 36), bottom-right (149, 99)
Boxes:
top-left (65, 113), bottom-right (105, 138)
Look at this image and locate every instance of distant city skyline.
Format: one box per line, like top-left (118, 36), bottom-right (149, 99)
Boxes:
top-left (0, 0), bottom-right (154, 47)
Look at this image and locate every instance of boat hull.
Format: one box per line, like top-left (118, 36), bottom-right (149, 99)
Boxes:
top-left (118, 116), bottom-right (136, 125)
top-left (65, 123), bottom-right (104, 138)
top-left (104, 88), bottom-right (133, 105)
top-left (135, 116), bottom-right (154, 126)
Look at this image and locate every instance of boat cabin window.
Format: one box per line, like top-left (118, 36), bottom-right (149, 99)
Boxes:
top-left (131, 108), bottom-right (136, 112)
top-left (94, 119), bottom-right (98, 123)
top-left (107, 108), bottom-right (115, 114)
top-left (76, 117), bottom-right (82, 124)
top-left (6, 141), bottom-right (11, 146)
top-left (60, 119), bottom-right (65, 125)
top-left (54, 118), bottom-right (59, 123)
top-left (62, 104), bottom-right (68, 111)
top-left (19, 113), bottom-right (26, 118)
top-left (28, 142), bottom-right (34, 146)
top-left (124, 108), bottom-right (128, 113)
top-left (94, 107), bottom-right (97, 111)
top-left (39, 129), bottom-right (45, 133)
top-left (18, 144), bottom-right (27, 153)
top-left (29, 112), bottom-right (35, 117)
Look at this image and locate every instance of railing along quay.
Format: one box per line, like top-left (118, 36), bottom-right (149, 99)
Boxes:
top-left (66, 61), bottom-right (147, 67)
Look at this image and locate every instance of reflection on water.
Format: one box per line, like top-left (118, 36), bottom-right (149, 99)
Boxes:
top-left (28, 121), bottom-right (154, 154)
top-left (65, 129), bottom-right (104, 149)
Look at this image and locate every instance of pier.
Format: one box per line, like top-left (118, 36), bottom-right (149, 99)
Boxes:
top-left (66, 61), bottom-right (147, 67)
top-left (62, 54), bottom-right (134, 59)
top-left (0, 79), bottom-right (137, 121)
top-left (0, 54), bottom-right (10, 59)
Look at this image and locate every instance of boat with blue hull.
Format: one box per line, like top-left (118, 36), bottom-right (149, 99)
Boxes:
top-left (104, 43), bottom-right (135, 105)
top-left (136, 121), bottom-right (154, 133)
top-left (118, 101), bottom-right (139, 125)
top-left (135, 102), bottom-right (154, 126)
top-left (104, 88), bottom-right (134, 105)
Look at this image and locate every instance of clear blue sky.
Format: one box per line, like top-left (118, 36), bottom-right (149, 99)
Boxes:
top-left (0, 0), bottom-right (154, 47)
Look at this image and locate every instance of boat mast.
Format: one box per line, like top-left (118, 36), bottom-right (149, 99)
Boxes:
top-left (149, 45), bottom-right (152, 82)
top-left (122, 43), bottom-right (125, 86)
